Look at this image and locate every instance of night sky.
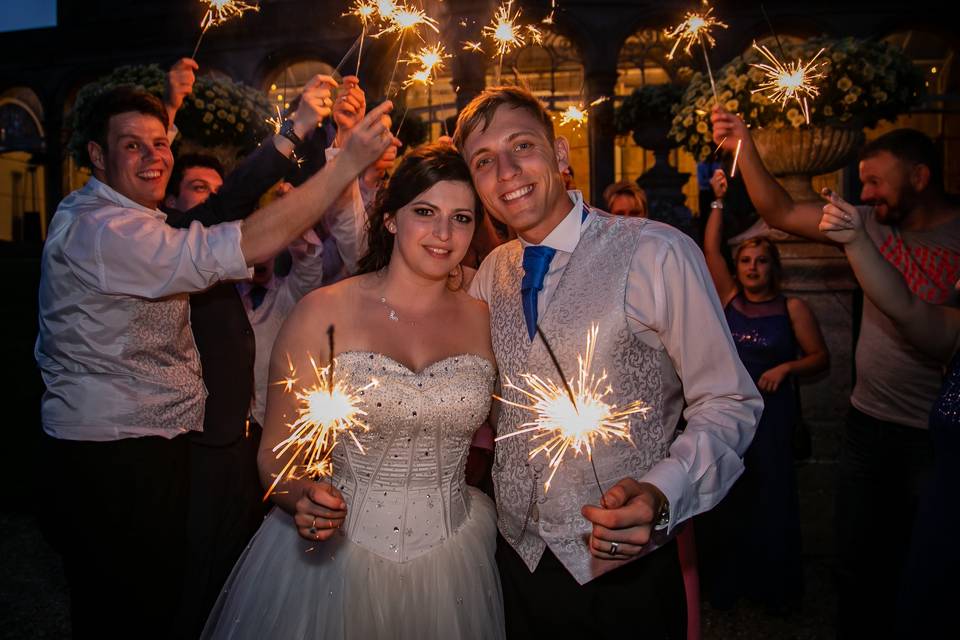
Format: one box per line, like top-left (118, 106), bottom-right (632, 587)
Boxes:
top-left (0, 1), bottom-right (57, 34)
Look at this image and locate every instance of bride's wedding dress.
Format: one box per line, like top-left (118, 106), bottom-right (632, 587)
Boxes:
top-left (202, 351), bottom-right (505, 639)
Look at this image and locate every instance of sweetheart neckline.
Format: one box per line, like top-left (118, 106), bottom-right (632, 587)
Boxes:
top-left (336, 350), bottom-right (496, 376)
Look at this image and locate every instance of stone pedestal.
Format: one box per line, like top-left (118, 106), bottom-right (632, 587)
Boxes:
top-left (779, 238), bottom-right (858, 460)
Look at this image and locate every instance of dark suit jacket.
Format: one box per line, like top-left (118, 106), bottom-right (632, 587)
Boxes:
top-left (165, 142), bottom-right (294, 446)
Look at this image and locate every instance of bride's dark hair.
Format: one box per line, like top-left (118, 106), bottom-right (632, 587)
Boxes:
top-left (357, 142), bottom-right (483, 275)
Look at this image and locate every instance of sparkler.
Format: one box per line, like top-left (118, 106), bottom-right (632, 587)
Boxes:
top-left (495, 325), bottom-right (650, 498)
top-left (483, 1), bottom-right (529, 85)
top-left (556, 97), bottom-right (609, 129)
top-left (750, 42), bottom-right (827, 124)
top-left (401, 43), bottom-right (450, 88)
top-left (664, 4), bottom-right (728, 103)
top-left (462, 40), bottom-right (484, 53)
top-left (264, 327), bottom-right (379, 500)
top-left (559, 105), bottom-right (588, 128)
top-left (343, 0), bottom-right (377, 75)
top-left (191, 0), bottom-right (260, 59)
top-left (377, 3), bottom-right (440, 96)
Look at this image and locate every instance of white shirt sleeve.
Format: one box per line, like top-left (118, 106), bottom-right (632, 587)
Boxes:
top-left (628, 231), bottom-right (762, 533)
top-left (61, 208), bottom-right (251, 299)
top-left (283, 233), bottom-right (326, 303)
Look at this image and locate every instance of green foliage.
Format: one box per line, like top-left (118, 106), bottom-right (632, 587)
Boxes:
top-left (614, 83), bottom-right (687, 136)
top-left (66, 64), bottom-right (274, 163)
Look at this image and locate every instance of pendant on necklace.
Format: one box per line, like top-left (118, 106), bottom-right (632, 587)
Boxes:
top-left (388, 309), bottom-right (399, 322)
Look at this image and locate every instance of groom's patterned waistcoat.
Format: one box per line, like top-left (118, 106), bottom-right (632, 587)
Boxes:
top-left (489, 212), bottom-right (673, 585)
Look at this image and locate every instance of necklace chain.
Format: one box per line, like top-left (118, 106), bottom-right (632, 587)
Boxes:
top-left (379, 296), bottom-right (418, 326)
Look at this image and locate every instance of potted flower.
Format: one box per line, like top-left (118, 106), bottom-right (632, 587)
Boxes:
top-left (67, 64), bottom-right (274, 170)
top-left (669, 36), bottom-right (924, 201)
top-left (615, 83), bottom-right (687, 151)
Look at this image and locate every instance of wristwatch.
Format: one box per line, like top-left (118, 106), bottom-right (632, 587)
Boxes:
top-left (710, 199), bottom-right (724, 209)
top-left (653, 498), bottom-right (670, 531)
top-left (278, 119), bottom-right (303, 147)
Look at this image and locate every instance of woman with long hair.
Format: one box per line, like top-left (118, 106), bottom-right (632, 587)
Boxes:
top-left (700, 169), bottom-right (829, 613)
top-left (203, 143), bottom-right (505, 639)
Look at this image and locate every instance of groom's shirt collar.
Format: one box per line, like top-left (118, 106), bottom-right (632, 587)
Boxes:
top-left (519, 190), bottom-right (589, 254)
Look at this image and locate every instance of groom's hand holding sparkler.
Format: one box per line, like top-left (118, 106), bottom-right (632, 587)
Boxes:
top-left (295, 483), bottom-right (348, 542)
top-left (582, 479), bottom-right (668, 560)
top-left (163, 57), bottom-right (198, 128)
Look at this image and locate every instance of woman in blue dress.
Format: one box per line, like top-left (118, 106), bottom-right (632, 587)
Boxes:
top-left (820, 190), bottom-right (960, 637)
top-left (701, 169), bottom-right (830, 612)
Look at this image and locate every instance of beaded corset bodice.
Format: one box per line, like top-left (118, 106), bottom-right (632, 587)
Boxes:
top-left (329, 352), bottom-right (495, 562)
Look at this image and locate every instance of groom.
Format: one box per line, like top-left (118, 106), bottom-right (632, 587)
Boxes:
top-left (455, 86), bottom-right (762, 638)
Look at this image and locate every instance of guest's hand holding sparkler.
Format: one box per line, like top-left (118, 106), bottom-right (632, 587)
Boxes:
top-left (332, 75), bottom-right (367, 148)
top-left (582, 479), bottom-right (668, 560)
top-left (162, 57), bottom-right (198, 128)
top-left (291, 74), bottom-right (338, 137)
top-left (294, 482), bottom-right (348, 542)
top-left (334, 100), bottom-right (398, 177)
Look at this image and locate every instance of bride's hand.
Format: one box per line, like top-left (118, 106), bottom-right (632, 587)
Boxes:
top-left (294, 483), bottom-right (348, 542)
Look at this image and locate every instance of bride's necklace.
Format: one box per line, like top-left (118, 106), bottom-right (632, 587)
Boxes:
top-left (379, 295), bottom-right (424, 327)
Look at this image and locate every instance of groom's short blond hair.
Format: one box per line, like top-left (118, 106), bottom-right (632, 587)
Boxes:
top-left (453, 86), bottom-right (556, 152)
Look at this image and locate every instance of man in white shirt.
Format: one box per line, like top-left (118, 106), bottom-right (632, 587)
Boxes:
top-left (35, 83), bottom-right (394, 638)
top-left (455, 86), bottom-right (761, 638)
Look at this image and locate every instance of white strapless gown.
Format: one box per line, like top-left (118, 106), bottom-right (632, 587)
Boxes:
top-left (202, 352), bottom-right (505, 640)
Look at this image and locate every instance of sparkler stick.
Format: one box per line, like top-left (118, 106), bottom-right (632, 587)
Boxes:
top-left (343, 1), bottom-right (377, 75)
top-left (494, 325), bottom-right (651, 504)
top-left (191, 0), bottom-right (260, 59)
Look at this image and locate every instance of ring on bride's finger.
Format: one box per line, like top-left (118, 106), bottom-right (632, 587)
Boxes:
top-left (609, 542), bottom-right (619, 555)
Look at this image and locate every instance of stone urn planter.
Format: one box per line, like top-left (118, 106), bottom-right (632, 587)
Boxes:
top-left (752, 125), bottom-right (864, 203)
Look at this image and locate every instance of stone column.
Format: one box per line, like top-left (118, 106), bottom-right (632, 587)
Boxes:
top-left (584, 69), bottom-right (617, 206)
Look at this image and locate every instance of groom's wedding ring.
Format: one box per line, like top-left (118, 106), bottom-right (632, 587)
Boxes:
top-left (308, 516), bottom-right (319, 535)
top-left (609, 542), bottom-right (619, 555)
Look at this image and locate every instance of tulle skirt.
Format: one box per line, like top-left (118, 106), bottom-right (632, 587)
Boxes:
top-left (202, 487), bottom-right (505, 639)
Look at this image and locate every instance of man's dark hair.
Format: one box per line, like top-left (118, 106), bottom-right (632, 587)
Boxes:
top-left (167, 153), bottom-right (225, 197)
top-left (80, 86), bottom-right (169, 168)
top-left (860, 128), bottom-right (943, 191)
top-left (453, 86), bottom-right (555, 152)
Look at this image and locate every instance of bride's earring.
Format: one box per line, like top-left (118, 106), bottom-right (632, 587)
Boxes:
top-left (386, 221), bottom-right (397, 233)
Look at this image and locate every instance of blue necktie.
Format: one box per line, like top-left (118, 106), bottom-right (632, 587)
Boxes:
top-left (521, 245), bottom-right (556, 340)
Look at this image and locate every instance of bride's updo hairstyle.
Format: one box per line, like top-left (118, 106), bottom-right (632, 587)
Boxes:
top-left (358, 142), bottom-right (483, 275)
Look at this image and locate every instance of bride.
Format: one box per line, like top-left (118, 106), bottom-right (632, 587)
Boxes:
top-left (203, 143), bottom-right (505, 639)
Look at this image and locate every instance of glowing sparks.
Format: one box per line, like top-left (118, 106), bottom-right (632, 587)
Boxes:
top-left (343, 0), bottom-right (377, 23)
top-left (559, 105), bottom-right (588, 128)
top-left (556, 97), bottom-right (608, 129)
top-left (375, 0), bottom-right (397, 20)
top-left (199, 0), bottom-right (260, 31)
top-left (265, 104), bottom-right (284, 134)
top-left (664, 6), bottom-right (728, 61)
top-left (750, 43), bottom-right (827, 124)
top-left (482, 1), bottom-right (527, 58)
top-left (494, 325), bottom-right (651, 493)
top-left (264, 354), bottom-right (379, 499)
top-left (374, 4), bottom-right (439, 39)
top-left (526, 24), bottom-right (543, 46)
top-left (401, 43), bottom-right (450, 88)
top-left (462, 40), bottom-right (484, 53)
